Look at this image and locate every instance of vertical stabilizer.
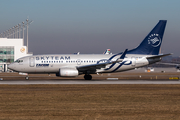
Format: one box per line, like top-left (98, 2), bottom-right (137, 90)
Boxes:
top-left (127, 20), bottom-right (167, 55)
top-left (103, 49), bottom-right (111, 54)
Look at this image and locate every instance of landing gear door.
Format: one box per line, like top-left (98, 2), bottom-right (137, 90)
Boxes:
top-left (29, 57), bottom-right (35, 67)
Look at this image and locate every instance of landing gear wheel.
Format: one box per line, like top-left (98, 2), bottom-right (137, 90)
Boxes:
top-left (84, 75), bottom-right (92, 80)
top-left (25, 76), bottom-right (29, 80)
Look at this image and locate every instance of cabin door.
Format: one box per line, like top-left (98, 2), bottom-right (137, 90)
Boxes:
top-left (29, 57), bottom-right (35, 67)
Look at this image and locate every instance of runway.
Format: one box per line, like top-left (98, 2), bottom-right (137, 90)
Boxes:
top-left (0, 80), bottom-right (180, 84)
top-left (1, 70), bottom-right (180, 84)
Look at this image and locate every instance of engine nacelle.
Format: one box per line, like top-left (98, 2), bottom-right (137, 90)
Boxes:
top-left (176, 65), bottom-right (180, 70)
top-left (56, 68), bottom-right (79, 77)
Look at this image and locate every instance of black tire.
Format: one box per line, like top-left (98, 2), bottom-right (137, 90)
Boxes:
top-left (84, 75), bottom-right (92, 80)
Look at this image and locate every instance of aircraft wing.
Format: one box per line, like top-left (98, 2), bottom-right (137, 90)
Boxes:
top-left (77, 49), bottom-right (128, 72)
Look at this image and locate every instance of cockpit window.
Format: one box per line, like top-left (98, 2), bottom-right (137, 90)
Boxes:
top-left (15, 59), bottom-right (23, 63)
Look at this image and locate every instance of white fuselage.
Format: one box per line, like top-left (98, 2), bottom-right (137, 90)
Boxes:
top-left (8, 54), bottom-right (152, 74)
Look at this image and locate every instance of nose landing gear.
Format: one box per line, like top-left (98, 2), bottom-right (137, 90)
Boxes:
top-left (25, 76), bottom-right (29, 80)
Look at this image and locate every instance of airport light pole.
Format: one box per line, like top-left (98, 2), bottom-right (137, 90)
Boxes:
top-left (16, 25), bottom-right (18, 38)
top-left (26, 19), bottom-right (28, 53)
top-left (10, 28), bottom-right (12, 38)
top-left (3, 31), bottom-right (5, 38)
top-left (5, 31), bottom-right (7, 38)
top-left (18, 24), bottom-right (21, 38)
top-left (7, 30), bottom-right (9, 38)
top-left (22, 22), bottom-right (24, 45)
top-left (12, 27), bottom-right (14, 38)
top-left (14, 26), bottom-right (17, 38)
top-left (9, 29), bottom-right (11, 38)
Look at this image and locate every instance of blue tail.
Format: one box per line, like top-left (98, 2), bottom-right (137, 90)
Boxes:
top-left (127, 20), bottom-right (167, 55)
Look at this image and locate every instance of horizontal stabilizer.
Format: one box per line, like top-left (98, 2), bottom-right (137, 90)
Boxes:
top-left (146, 53), bottom-right (172, 59)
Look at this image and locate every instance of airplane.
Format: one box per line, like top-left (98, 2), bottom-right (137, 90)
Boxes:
top-left (8, 20), bottom-right (171, 80)
top-left (103, 49), bottom-right (111, 54)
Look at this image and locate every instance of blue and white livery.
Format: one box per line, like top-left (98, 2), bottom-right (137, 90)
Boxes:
top-left (8, 20), bottom-right (171, 80)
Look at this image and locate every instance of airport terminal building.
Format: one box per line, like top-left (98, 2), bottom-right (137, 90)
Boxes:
top-left (0, 38), bottom-right (32, 72)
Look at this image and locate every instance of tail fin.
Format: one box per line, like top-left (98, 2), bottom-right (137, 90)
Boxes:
top-left (127, 20), bottom-right (167, 55)
top-left (103, 49), bottom-right (111, 54)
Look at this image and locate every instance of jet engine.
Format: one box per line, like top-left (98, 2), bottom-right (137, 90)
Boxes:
top-left (56, 68), bottom-right (79, 77)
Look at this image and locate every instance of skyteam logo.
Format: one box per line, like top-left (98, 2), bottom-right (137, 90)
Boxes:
top-left (148, 34), bottom-right (161, 47)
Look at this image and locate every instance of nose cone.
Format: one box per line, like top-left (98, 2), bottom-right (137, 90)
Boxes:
top-left (8, 63), bottom-right (15, 71)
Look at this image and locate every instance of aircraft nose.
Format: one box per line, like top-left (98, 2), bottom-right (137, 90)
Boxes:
top-left (8, 64), bottom-right (15, 70)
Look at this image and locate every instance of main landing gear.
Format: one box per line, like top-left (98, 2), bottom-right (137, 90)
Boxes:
top-left (84, 74), bottom-right (92, 80)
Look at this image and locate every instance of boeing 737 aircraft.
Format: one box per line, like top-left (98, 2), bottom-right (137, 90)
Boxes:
top-left (8, 20), bottom-right (171, 80)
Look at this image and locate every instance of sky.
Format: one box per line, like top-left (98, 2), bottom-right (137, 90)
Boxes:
top-left (0, 0), bottom-right (180, 56)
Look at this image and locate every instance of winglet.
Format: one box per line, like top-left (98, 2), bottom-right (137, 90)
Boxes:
top-left (113, 49), bottom-right (128, 63)
top-left (120, 49), bottom-right (128, 59)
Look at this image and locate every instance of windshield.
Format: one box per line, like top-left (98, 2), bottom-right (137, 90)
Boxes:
top-left (15, 59), bottom-right (23, 63)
